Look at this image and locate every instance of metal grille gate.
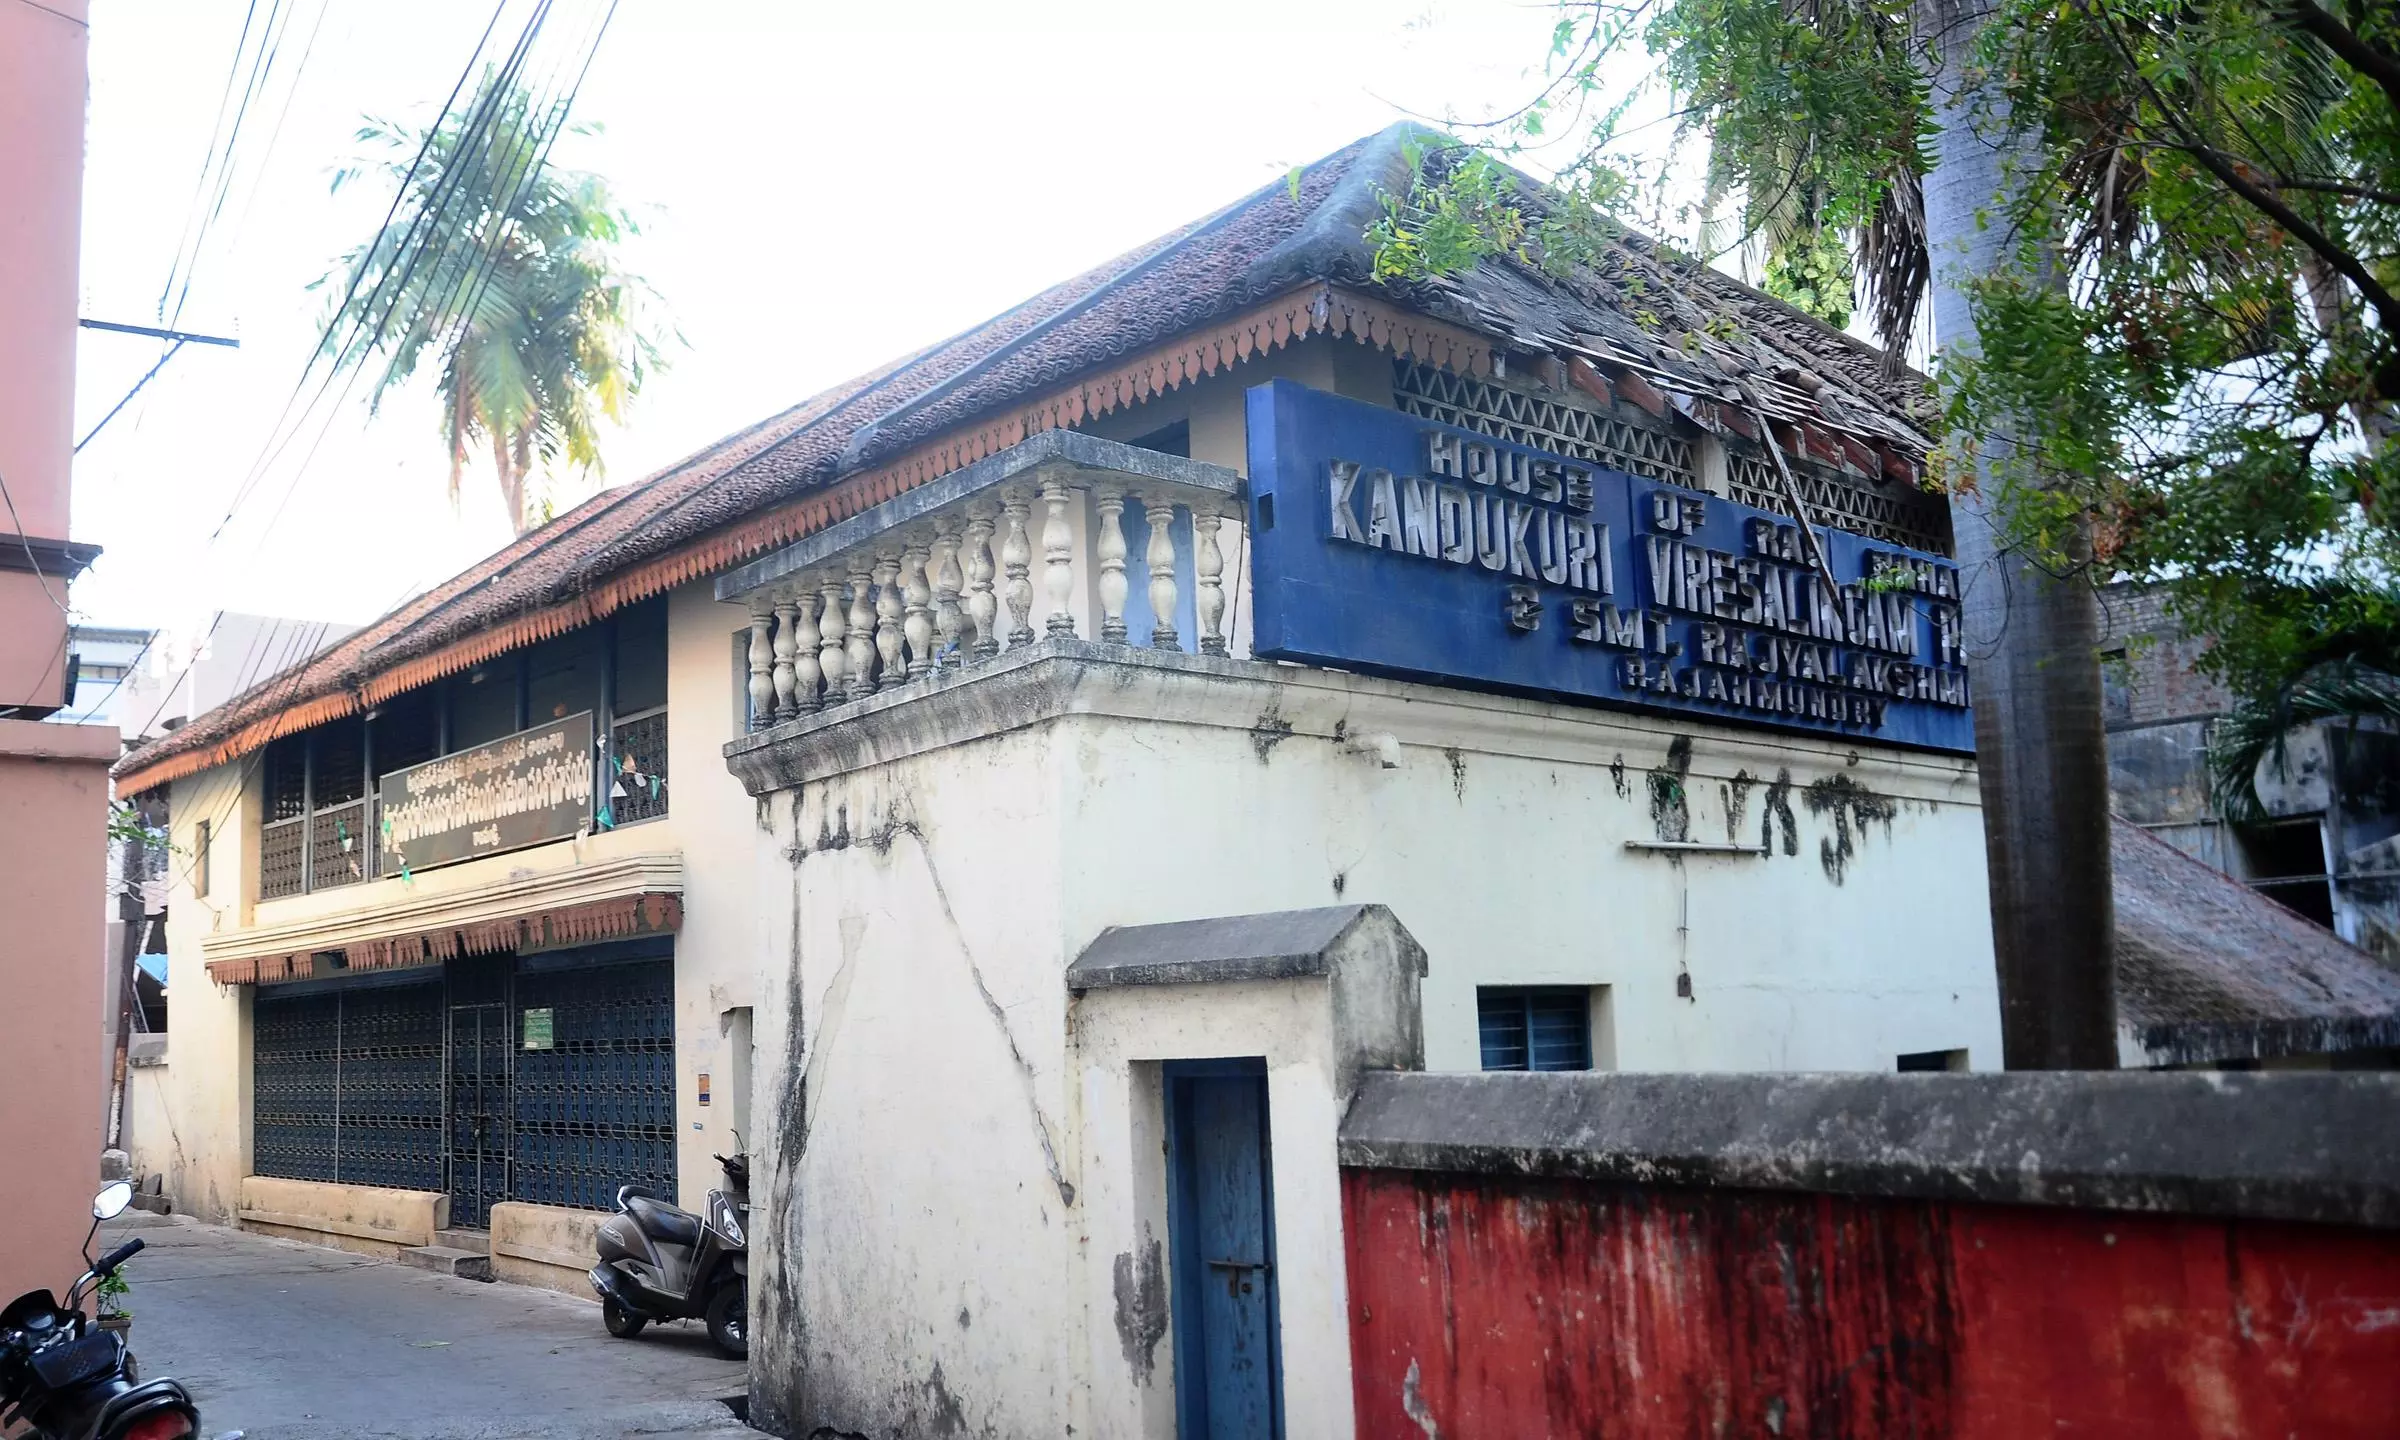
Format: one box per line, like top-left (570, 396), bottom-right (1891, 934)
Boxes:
top-left (253, 980), bottom-right (445, 1190)
top-left (252, 949), bottom-right (675, 1225)
top-left (446, 963), bottom-right (513, 1227)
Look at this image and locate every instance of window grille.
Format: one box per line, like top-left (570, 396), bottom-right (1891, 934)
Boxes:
top-left (1477, 987), bottom-right (1593, 1072)
top-left (260, 816), bottom-right (306, 899)
top-left (309, 799), bottom-right (371, 891)
top-left (374, 691), bottom-right (442, 777)
top-left (606, 707), bottom-right (668, 827)
top-left (315, 725), bottom-right (365, 806)
top-left (265, 738), bottom-right (308, 823)
top-left (1394, 360), bottom-right (1953, 557)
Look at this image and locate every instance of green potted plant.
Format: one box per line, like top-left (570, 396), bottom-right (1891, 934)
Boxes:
top-left (93, 1267), bottom-right (131, 1336)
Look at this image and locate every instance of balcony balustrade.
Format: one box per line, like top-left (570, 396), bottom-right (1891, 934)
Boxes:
top-left (717, 431), bottom-right (1246, 731)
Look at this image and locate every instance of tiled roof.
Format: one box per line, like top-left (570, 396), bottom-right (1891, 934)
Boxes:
top-left (116, 124), bottom-right (1934, 794)
top-left (2113, 819), bottom-right (2400, 1064)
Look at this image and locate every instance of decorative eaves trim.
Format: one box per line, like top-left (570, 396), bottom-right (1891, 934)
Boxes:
top-left (200, 850), bottom-right (682, 983)
top-left (115, 284), bottom-right (1499, 800)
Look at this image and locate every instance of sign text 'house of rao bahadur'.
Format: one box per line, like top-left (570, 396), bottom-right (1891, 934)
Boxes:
top-left (121, 127), bottom-right (2019, 1434)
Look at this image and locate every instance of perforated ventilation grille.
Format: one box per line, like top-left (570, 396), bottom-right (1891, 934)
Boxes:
top-left (260, 817), bottom-right (305, 899)
top-left (1395, 361), bottom-right (1698, 487)
top-left (1724, 452), bottom-right (1952, 555)
top-left (1393, 361), bottom-right (1952, 557)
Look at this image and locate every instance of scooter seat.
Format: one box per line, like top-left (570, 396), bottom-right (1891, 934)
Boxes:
top-left (626, 1195), bottom-right (701, 1247)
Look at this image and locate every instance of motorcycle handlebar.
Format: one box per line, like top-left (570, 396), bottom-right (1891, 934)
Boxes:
top-left (94, 1238), bottom-right (143, 1277)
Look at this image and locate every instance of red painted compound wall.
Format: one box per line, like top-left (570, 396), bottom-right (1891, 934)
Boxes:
top-left (1343, 1167), bottom-right (2400, 1439)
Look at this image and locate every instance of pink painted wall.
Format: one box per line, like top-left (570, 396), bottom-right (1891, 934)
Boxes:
top-left (0, 722), bottom-right (115, 1298)
top-left (0, 0), bottom-right (108, 1298)
top-left (0, 0), bottom-right (88, 712)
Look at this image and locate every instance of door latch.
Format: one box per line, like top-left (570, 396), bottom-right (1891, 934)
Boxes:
top-left (1205, 1257), bottom-right (1271, 1298)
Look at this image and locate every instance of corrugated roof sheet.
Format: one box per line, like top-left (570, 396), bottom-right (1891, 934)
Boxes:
top-left (116, 124), bottom-right (1935, 793)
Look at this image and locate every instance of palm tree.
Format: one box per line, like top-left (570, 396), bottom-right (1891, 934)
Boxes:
top-left (320, 76), bottom-right (667, 534)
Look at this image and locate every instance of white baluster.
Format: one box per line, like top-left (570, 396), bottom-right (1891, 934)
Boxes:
top-left (1094, 484), bottom-right (1129, 643)
top-left (746, 601), bottom-right (776, 731)
top-left (931, 519), bottom-right (964, 671)
top-left (873, 549), bottom-right (905, 690)
top-left (845, 563), bottom-right (877, 700)
top-left (965, 502), bottom-right (999, 659)
top-left (1001, 488), bottom-right (1035, 648)
top-left (818, 576), bottom-right (849, 706)
top-left (1041, 477), bottom-right (1077, 638)
top-left (902, 538), bottom-right (935, 680)
top-left (771, 594), bottom-right (799, 720)
top-left (1145, 498), bottom-right (1180, 650)
top-left (1194, 508), bottom-right (1228, 657)
top-left (791, 585), bottom-right (823, 714)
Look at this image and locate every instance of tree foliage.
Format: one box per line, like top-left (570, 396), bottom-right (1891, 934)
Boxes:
top-left (1372, 0), bottom-right (2400, 776)
top-left (319, 74), bottom-right (669, 534)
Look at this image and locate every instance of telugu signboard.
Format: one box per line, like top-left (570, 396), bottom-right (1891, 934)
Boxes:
top-left (377, 712), bottom-right (593, 874)
top-left (1243, 380), bottom-right (1974, 752)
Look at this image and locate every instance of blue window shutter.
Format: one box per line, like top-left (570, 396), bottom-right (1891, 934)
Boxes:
top-left (1477, 987), bottom-right (1592, 1072)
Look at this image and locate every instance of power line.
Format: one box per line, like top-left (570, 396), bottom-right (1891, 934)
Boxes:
top-left (203, 0), bottom-right (516, 545)
top-left (82, 3), bottom-right (570, 762)
top-left (156, 0), bottom-right (263, 328)
top-left (0, 466), bottom-right (69, 619)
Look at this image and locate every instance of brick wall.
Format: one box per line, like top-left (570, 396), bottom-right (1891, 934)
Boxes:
top-left (2098, 583), bottom-right (2234, 729)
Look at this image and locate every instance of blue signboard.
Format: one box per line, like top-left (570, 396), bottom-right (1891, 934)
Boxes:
top-left (1243, 380), bottom-right (1975, 753)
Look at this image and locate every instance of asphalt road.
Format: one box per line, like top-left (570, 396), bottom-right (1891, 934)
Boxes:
top-left (94, 1213), bottom-right (756, 1439)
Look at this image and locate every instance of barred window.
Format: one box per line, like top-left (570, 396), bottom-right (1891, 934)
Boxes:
top-left (606, 708), bottom-right (668, 827)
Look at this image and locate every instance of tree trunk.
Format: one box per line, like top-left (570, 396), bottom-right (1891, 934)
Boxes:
top-left (1922, 0), bottom-right (2119, 1068)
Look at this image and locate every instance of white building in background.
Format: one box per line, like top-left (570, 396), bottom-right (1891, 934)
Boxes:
top-left (123, 125), bottom-right (2013, 1437)
top-left (64, 613), bottom-right (357, 740)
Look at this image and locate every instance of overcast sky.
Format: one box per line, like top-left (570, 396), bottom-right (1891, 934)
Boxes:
top-left (69, 1), bottom-right (1584, 646)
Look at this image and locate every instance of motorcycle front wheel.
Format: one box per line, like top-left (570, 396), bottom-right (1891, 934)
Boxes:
top-left (706, 1279), bottom-right (746, 1359)
top-left (603, 1295), bottom-right (648, 1339)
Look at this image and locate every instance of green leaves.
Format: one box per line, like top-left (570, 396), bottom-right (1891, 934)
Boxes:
top-left (319, 70), bottom-right (671, 535)
top-left (1366, 147), bottom-right (1532, 283)
top-left (1366, 0), bottom-right (2400, 721)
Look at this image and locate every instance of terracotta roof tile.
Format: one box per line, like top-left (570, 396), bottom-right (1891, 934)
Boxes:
top-left (117, 124), bottom-right (1935, 791)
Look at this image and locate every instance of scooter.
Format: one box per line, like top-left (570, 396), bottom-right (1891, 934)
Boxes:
top-left (589, 1152), bottom-right (748, 1359)
top-left (0, 1180), bottom-right (214, 1440)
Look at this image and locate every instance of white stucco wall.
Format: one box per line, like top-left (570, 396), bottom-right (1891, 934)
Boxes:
top-left (734, 647), bottom-right (2002, 1437)
top-left (1059, 690), bottom-right (1999, 1074)
top-left (157, 763), bottom-right (252, 1223)
top-left (746, 724), bottom-right (1079, 1436)
top-left (664, 580), bottom-right (768, 1204)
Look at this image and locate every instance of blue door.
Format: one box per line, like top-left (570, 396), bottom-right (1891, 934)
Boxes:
top-left (1166, 1060), bottom-right (1282, 1439)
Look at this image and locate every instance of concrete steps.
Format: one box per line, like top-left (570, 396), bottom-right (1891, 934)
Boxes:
top-left (402, 1230), bottom-right (492, 1282)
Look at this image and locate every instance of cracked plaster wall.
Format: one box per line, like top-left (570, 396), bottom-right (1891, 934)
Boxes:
top-left (738, 656), bottom-right (2005, 1437)
top-left (748, 727), bottom-right (1080, 1440)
